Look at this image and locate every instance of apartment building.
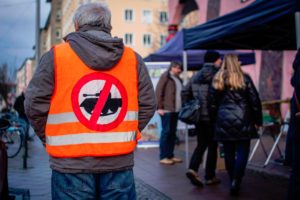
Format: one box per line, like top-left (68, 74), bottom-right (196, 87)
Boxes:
top-left (47, 0), bottom-right (63, 45)
top-left (42, 0), bottom-right (168, 58)
top-left (16, 58), bottom-right (35, 95)
top-left (107, 0), bottom-right (168, 56)
top-left (39, 14), bottom-right (52, 57)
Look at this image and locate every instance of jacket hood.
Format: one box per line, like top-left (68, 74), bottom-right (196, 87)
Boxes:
top-left (64, 27), bottom-right (124, 70)
top-left (194, 63), bottom-right (219, 84)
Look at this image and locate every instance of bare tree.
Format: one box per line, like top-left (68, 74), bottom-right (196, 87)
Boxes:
top-left (0, 63), bottom-right (10, 107)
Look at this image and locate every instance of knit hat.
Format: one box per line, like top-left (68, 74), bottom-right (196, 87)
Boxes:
top-left (204, 51), bottom-right (221, 63)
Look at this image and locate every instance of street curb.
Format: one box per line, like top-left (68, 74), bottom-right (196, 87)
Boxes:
top-left (246, 164), bottom-right (289, 186)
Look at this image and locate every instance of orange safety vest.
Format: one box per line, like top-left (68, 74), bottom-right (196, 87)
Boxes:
top-left (45, 42), bottom-right (140, 158)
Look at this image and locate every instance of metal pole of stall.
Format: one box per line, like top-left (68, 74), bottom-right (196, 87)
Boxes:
top-left (35, 0), bottom-right (41, 63)
top-left (183, 51), bottom-right (188, 84)
top-left (183, 51), bottom-right (189, 169)
top-left (296, 12), bottom-right (300, 49)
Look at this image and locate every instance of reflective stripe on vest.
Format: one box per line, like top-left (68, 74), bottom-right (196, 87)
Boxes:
top-left (47, 111), bottom-right (138, 124)
top-left (46, 131), bottom-right (136, 146)
top-left (46, 42), bottom-right (139, 158)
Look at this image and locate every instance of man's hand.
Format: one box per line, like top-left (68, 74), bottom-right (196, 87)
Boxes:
top-left (157, 109), bottom-right (165, 116)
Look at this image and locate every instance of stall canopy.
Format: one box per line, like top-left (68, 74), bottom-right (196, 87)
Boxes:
top-left (183, 0), bottom-right (300, 50)
top-left (144, 31), bottom-right (255, 70)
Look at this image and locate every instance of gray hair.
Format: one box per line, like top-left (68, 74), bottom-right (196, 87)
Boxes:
top-left (73, 3), bottom-right (112, 31)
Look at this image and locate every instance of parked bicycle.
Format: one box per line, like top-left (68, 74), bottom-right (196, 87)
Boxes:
top-left (0, 113), bottom-right (25, 158)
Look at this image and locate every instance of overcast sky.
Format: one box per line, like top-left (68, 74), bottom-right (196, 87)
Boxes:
top-left (0, 0), bottom-right (50, 77)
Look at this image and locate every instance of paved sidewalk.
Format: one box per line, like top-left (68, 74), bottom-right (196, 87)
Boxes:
top-left (8, 136), bottom-right (51, 200)
top-left (7, 133), bottom-right (289, 200)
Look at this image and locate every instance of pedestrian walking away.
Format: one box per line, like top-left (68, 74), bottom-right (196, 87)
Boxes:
top-left (287, 48), bottom-right (300, 200)
top-left (209, 54), bottom-right (262, 196)
top-left (182, 50), bottom-right (222, 187)
top-left (24, 3), bottom-right (156, 200)
top-left (13, 89), bottom-right (30, 138)
top-left (156, 61), bottom-right (183, 165)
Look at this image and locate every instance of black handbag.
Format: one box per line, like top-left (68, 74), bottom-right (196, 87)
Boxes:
top-left (178, 99), bottom-right (201, 124)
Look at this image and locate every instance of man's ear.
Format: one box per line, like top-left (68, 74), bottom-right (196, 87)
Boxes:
top-left (74, 22), bottom-right (79, 31)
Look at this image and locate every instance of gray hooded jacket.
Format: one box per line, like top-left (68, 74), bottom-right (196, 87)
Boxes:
top-left (24, 27), bottom-right (156, 173)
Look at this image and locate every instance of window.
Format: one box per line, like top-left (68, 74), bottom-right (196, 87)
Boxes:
top-left (142, 10), bottom-right (152, 23)
top-left (160, 35), bottom-right (167, 46)
top-left (55, 28), bottom-right (61, 42)
top-left (56, 28), bottom-right (61, 38)
top-left (124, 33), bottom-right (133, 45)
top-left (159, 11), bottom-right (168, 24)
top-left (56, 9), bottom-right (62, 21)
top-left (124, 9), bottom-right (133, 22)
top-left (143, 34), bottom-right (152, 47)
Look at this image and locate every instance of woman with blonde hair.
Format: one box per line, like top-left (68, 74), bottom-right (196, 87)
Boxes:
top-left (209, 54), bottom-right (262, 196)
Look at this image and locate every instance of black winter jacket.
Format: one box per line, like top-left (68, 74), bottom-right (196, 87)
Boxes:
top-left (291, 48), bottom-right (300, 141)
top-left (181, 63), bottom-right (219, 122)
top-left (209, 74), bottom-right (262, 141)
top-left (292, 48), bottom-right (300, 100)
top-left (13, 92), bottom-right (28, 121)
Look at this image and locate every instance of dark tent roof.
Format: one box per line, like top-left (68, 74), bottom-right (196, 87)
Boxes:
top-left (144, 31), bottom-right (255, 70)
top-left (183, 0), bottom-right (300, 50)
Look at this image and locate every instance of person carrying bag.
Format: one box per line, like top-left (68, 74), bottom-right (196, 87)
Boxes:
top-left (179, 84), bottom-right (201, 124)
top-left (181, 51), bottom-right (222, 187)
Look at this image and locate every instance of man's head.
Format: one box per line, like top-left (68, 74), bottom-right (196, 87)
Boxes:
top-left (169, 61), bottom-right (183, 76)
top-left (204, 50), bottom-right (222, 67)
top-left (73, 3), bottom-right (112, 33)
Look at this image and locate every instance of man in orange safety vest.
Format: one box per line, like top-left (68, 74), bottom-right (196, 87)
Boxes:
top-left (25, 3), bottom-right (156, 199)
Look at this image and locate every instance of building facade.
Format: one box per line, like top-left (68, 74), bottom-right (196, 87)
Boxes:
top-left (40, 14), bottom-right (52, 57)
top-left (47, 0), bottom-right (63, 45)
top-left (43, 0), bottom-right (168, 58)
top-left (16, 58), bottom-right (35, 95)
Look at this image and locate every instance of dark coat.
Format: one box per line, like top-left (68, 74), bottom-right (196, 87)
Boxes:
top-left (0, 141), bottom-right (8, 200)
top-left (209, 74), bottom-right (263, 141)
top-left (291, 48), bottom-right (300, 141)
top-left (181, 63), bottom-right (219, 122)
top-left (13, 92), bottom-right (28, 121)
top-left (156, 70), bottom-right (182, 112)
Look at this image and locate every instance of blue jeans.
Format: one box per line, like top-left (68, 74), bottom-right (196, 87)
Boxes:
top-left (159, 112), bottom-right (178, 159)
top-left (51, 169), bottom-right (136, 200)
top-left (222, 140), bottom-right (250, 182)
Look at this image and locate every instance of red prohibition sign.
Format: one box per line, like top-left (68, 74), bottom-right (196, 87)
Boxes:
top-left (71, 72), bottom-right (128, 131)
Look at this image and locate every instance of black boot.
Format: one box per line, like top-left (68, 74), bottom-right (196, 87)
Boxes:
top-left (230, 179), bottom-right (240, 196)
